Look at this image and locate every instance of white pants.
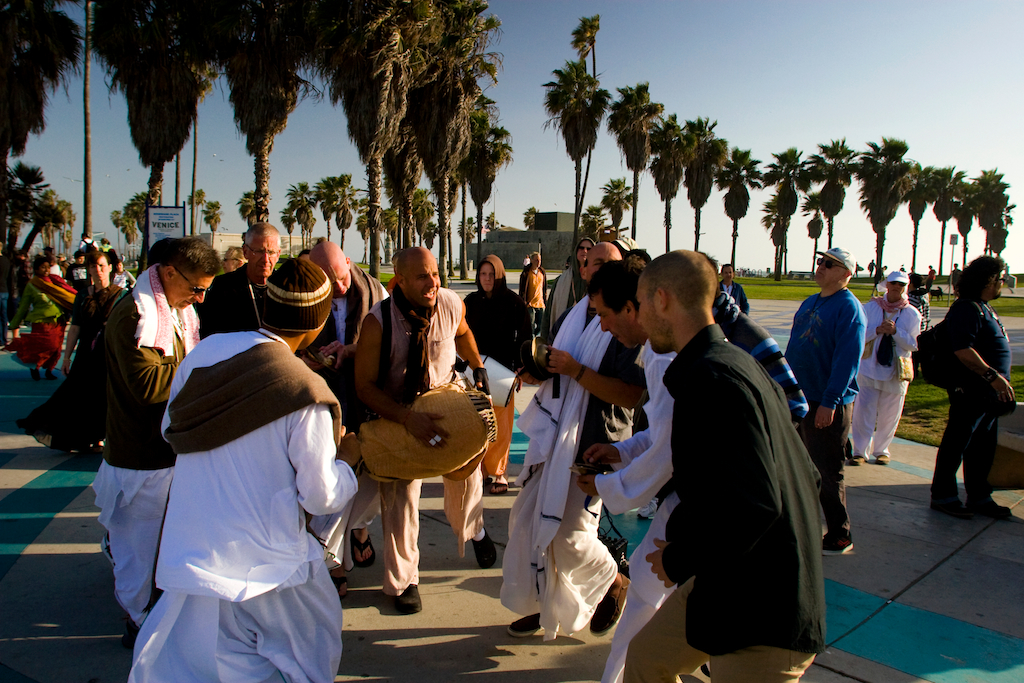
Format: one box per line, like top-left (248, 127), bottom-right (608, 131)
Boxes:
top-left (309, 470), bottom-right (381, 571)
top-left (92, 462), bottom-right (174, 625)
top-left (851, 383), bottom-right (907, 461)
top-left (129, 560), bottom-right (342, 683)
top-left (601, 492), bottom-right (679, 683)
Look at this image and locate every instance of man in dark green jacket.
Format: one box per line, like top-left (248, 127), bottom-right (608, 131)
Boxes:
top-left (93, 237), bottom-right (220, 648)
top-left (624, 250), bottom-right (825, 683)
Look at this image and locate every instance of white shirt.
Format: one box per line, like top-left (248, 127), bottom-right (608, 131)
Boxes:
top-left (157, 330), bottom-right (358, 602)
top-left (859, 298), bottom-right (921, 384)
top-left (595, 343), bottom-right (677, 515)
top-left (332, 297), bottom-right (348, 345)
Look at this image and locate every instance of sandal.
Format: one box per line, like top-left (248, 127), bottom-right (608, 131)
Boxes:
top-left (331, 573), bottom-right (348, 599)
top-left (488, 478), bottom-right (509, 495)
top-left (351, 530), bottom-right (375, 568)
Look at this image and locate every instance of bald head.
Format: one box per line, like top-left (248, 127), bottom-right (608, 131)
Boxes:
top-left (310, 241), bottom-right (352, 298)
top-left (583, 241), bottom-right (622, 282)
top-left (394, 247), bottom-right (440, 308)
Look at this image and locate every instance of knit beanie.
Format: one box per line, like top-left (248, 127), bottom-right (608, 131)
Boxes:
top-left (263, 258), bottom-right (332, 332)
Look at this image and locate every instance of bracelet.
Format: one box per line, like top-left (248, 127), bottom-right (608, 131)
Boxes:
top-left (982, 368), bottom-right (999, 383)
top-left (574, 365), bottom-right (586, 382)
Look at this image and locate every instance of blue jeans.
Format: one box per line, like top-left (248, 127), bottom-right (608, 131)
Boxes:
top-left (931, 388), bottom-right (999, 504)
top-left (528, 307), bottom-right (543, 337)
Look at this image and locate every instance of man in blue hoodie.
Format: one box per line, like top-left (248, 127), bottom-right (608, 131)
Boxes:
top-left (787, 247), bottom-right (866, 555)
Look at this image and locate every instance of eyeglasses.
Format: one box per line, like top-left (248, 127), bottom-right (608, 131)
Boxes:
top-left (244, 246), bottom-right (280, 257)
top-left (178, 269), bottom-right (209, 296)
top-left (816, 258), bottom-right (836, 269)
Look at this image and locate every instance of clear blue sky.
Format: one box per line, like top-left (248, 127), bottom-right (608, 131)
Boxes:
top-left (18, 0), bottom-right (1024, 273)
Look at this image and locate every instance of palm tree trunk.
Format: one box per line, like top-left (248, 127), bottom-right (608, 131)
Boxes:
top-left (83, 0), bottom-right (93, 239)
top-left (326, 218), bottom-right (332, 243)
top-left (254, 135), bottom-right (272, 223)
top-left (436, 175), bottom-right (450, 288)
top-left (874, 227), bottom-right (885, 287)
top-left (911, 218), bottom-right (920, 273)
top-left (774, 243), bottom-right (782, 282)
top-left (460, 182), bottom-right (468, 281)
top-left (340, 224), bottom-right (346, 250)
top-left (812, 238), bottom-right (818, 271)
top-left (476, 201), bottom-right (485, 275)
top-left (175, 153), bottom-right (181, 205)
top-left (730, 218), bottom-right (739, 268)
top-left (826, 216), bottom-right (834, 249)
top-left (403, 196), bottom-right (414, 253)
top-left (367, 156), bottom-right (383, 279)
top-left (938, 220), bottom-right (947, 277)
top-left (631, 167), bottom-right (640, 240)
top-left (447, 229), bottom-right (455, 279)
top-left (664, 197), bottom-right (672, 252)
top-left (572, 159), bottom-right (582, 246)
top-left (962, 238), bottom-right (967, 266)
top-left (693, 206), bottom-right (701, 250)
top-left (0, 149), bottom-right (9, 250)
top-left (580, 152), bottom-right (593, 232)
top-left (140, 164), bottom-right (164, 271)
top-left (190, 119), bottom-right (198, 234)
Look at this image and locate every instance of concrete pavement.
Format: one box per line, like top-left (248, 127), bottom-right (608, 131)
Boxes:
top-left (2, 297), bottom-right (1023, 683)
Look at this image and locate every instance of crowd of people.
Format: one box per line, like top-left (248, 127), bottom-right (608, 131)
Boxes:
top-left (1, 223), bottom-right (1017, 683)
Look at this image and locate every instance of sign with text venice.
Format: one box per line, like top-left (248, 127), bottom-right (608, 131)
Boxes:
top-left (147, 206), bottom-right (186, 250)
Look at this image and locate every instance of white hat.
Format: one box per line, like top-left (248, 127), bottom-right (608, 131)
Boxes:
top-left (817, 247), bottom-right (856, 273)
top-left (886, 270), bottom-right (909, 284)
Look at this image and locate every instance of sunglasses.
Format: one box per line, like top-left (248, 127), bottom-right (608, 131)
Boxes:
top-left (178, 269), bottom-right (209, 296)
top-left (816, 258), bottom-right (838, 269)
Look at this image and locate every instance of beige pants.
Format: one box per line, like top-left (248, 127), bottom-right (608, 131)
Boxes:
top-left (379, 467), bottom-right (484, 596)
top-left (482, 402), bottom-right (515, 478)
top-left (624, 578), bottom-right (816, 683)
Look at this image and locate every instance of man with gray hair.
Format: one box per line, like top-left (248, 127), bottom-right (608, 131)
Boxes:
top-left (198, 222), bottom-right (281, 337)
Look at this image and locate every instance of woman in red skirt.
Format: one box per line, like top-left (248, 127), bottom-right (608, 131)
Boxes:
top-left (6, 255), bottom-right (76, 380)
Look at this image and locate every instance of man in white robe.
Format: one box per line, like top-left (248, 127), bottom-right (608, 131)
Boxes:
top-left (129, 259), bottom-right (359, 683)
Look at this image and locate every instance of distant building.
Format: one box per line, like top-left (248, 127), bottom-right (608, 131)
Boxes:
top-left (475, 212), bottom-right (577, 270)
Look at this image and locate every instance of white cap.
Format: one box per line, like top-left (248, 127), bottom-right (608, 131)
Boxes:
top-left (817, 247), bottom-right (856, 273)
top-left (886, 270), bottom-right (909, 284)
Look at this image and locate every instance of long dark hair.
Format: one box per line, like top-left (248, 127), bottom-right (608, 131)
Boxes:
top-left (958, 256), bottom-right (1004, 300)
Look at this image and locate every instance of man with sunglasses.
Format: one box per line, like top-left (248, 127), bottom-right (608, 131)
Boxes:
top-left (198, 222), bottom-right (281, 338)
top-left (786, 247), bottom-right (866, 556)
top-left (94, 237), bottom-right (220, 647)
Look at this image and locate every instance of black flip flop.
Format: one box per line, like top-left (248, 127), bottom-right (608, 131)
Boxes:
top-left (351, 530), bottom-right (376, 568)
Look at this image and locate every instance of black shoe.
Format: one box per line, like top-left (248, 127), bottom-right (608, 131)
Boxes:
top-left (507, 613), bottom-right (541, 637)
top-left (122, 618), bottom-right (140, 649)
top-left (44, 369), bottom-right (57, 380)
top-left (966, 500), bottom-right (1012, 519)
top-left (30, 368), bottom-right (40, 381)
top-left (930, 500), bottom-right (974, 519)
top-left (472, 530), bottom-right (497, 569)
top-left (590, 574), bottom-right (630, 636)
top-left (395, 584), bottom-right (422, 614)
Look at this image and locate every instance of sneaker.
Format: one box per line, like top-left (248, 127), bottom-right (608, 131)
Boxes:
top-left (507, 613), bottom-right (541, 638)
top-left (636, 500), bottom-right (658, 519)
top-left (930, 499), bottom-right (974, 519)
top-left (966, 500), bottom-right (1012, 519)
top-left (847, 455), bottom-right (866, 466)
top-left (822, 536), bottom-right (854, 555)
top-left (590, 574), bottom-right (630, 636)
top-left (472, 530), bottom-right (497, 569)
top-left (874, 454), bottom-right (890, 465)
top-left (395, 584), bottom-right (422, 614)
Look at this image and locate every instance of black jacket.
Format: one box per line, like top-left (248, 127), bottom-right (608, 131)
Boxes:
top-left (197, 267), bottom-right (264, 338)
top-left (662, 325), bottom-right (825, 656)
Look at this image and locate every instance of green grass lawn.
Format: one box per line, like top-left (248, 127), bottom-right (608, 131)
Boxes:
top-left (896, 367), bottom-right (1024, 446)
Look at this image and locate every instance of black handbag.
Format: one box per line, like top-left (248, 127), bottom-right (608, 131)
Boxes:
top-left (875, 332), bottom-right (895, 367)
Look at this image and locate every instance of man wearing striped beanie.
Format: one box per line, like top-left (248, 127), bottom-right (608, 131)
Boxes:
top-left (130, 259), bottom-right (360, 682)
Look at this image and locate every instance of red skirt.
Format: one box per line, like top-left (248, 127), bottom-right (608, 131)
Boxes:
top-left (6, 322), bottom-right (65, 370)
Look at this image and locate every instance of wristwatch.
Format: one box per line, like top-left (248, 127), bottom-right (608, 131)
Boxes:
top-left (982, 367), bottom-right (999, 383)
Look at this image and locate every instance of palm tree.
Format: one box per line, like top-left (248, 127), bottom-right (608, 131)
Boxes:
top-left (682, 118), bottom-right (729, 251)
top-left (279, 206), bottom-right (296, 255)
top-left (761, 192), bottom-right (788, 277)
top-left (523, 206), bottom-right (537, 229)
top-left (931, 166), bottom-right (964, 276)
top-left (211, 1), bottom-right (313, 223)
top-left (856, 138), bottom-right (912, 284)
top-left (314, 175), bottom-right (342, 243)
top-left (989, 203), bottom-right (1013, 257)
top-left (465, 98), bottom-right (512, 268)
top-left (543, 59), bottom-right (611, 245)
top-left (286, 182), bottom-right (316, 248)
top-left (807, 139), bottom-right (858, 249)
top-left (903, 164), bottom-right (937, 273)
top-left (22, 188), bottom-right (67, 251)
top-left (412, 188), bottom-right (435, 246)
top-left (405, 0), bottom-right (500, 285)
top-left (973, 169), bottom-right (1011, 256)
top-left (648, 114), bottom-right (689, 252)
top-left (6, 162), bottom-right (50, 250)
top-left (600, 178), bottom-right (632, 235)
top-left (580, 204), bottom-right (605, 241)
top-left (571, 14), bottom-right (600, 77)
top-left (202, 200), bottom-right (222, 234)
top-left (121, 191), bottom-right (146, 256)
top-left (109, 209), bottom-right (123, 251)
top-left (187, 188), bottom-right (206, 233)
top-left (317, 0), bottom-right (429, 278)
top-left (333, 174), bottom-right (359, 251)
top-left (715, 147), bottom-right (762, 268)
top-left (953, 182), bottom-right (979, 265)
top-left (238, 190), bottom-right (258, 227)
top-left (189, 65), bottom-right (218, 234)
top-left (0, 0), bottom-right (80, 249)
top-left (763, 148), bottom-right (811, 280)
top-left (803, 191), bottom-right (824, 271)
top-left (92, 0), bottom-right (211, 269)
top-left (607, 83), bottom-right (663, 239)
top-left (83, 0), bottom-right (93, 239)
top-left (382, 124), bottom-right (423, 250)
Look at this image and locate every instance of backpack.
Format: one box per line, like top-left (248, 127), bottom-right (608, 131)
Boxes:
top-left (917, 301), bottom-right (983, 389)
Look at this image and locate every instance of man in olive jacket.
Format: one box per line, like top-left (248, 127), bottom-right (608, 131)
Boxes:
top-left (624, 251), bottom-right (825, 683)
top-left (92, 237), bottom-right (220, 648)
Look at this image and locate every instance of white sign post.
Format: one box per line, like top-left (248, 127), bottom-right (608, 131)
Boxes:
top-left (147, 206), bottom-right (186, 251)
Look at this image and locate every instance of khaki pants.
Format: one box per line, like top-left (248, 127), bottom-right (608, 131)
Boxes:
top-left (623, 578), bottom-right (815, 683)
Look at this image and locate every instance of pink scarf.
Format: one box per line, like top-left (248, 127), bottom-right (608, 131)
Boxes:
top-left (875, 293), bottom-right (909, 315)
top-left (132, 265), bottom-right (201, 357)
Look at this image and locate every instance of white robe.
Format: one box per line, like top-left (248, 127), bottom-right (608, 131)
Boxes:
top-left (130, 331), bottom-right (358, 682)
